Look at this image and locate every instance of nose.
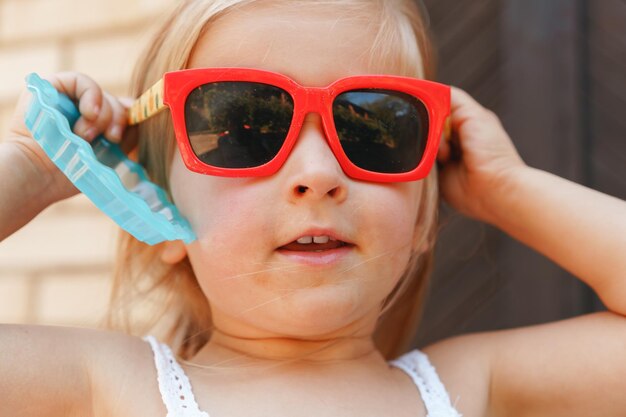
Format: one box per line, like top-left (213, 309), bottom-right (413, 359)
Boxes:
top-left (281, 113), bottom-right (348, 204)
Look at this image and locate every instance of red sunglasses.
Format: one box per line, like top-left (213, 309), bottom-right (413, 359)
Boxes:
top-left (128, 67), bottom-right (450, 182)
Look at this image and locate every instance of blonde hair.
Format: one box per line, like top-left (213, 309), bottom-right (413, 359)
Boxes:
top-left (107, 0), bottom-right (440, 361)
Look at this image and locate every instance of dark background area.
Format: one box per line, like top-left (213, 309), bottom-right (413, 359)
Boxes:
top-left (414, 0), bottom-right (626, 347)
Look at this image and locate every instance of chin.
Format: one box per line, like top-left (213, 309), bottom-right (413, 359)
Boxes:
top-left (258, 286), bottom-right (375, 336)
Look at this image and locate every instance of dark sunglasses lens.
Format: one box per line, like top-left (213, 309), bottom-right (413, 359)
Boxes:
top-left (185, 82), bottom-right (294, 168)
top-left (332, 90), bottom-right (429, 173)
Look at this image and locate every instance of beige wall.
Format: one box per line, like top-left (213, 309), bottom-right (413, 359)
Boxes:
top-left (0, 0), bottom-right (177, 327)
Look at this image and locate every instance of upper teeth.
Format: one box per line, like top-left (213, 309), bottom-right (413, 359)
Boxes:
top-left (297, 235), bottom-right (334, 244)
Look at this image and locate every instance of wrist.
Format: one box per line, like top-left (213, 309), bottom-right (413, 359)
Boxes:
top-left (0, 141), bottom-right (61, 211)
top-left (479, 164), bottom-right (535, 228)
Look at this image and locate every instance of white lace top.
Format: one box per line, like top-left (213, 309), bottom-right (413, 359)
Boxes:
top-left (143, 336), bottom-right (462, 417)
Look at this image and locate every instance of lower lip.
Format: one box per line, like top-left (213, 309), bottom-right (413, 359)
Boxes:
top-left (276, 245), bottom-right (353, 266)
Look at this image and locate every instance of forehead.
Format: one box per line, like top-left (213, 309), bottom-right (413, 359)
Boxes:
top-left (188, 2), bottom-right (419, 87)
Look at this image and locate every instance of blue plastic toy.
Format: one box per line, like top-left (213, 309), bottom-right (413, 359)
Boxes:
top-left (23, 73), bottom-right (196, 245)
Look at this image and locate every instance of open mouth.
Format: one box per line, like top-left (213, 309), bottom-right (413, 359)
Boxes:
top-left (279, 235), bottom-right (351, 252)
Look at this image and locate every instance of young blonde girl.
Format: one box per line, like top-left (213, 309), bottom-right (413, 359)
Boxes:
top-left (1, 1), bottom-right (625, 416)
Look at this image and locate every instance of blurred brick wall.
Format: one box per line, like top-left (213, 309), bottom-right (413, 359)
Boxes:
top-left (0, 0), bottom-right (176, 327)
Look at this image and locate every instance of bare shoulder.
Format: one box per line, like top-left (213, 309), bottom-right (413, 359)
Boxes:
top-left (420, 311), bottom-right (626, 417)
top-left (82, 328), bottom-right (166, 417)
top-left (420, 331), bottom-right (494, 417)
top-left (0, 324), bottom-right (165, 417)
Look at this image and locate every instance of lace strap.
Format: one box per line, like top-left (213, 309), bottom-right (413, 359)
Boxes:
top-left (143, 336), bottom-right (210, 417)
top-left (389, 350), bottom-right (462, 417)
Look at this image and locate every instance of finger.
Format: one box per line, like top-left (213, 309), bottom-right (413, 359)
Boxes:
top-left (46, 72), bottom-right (104, 121)
top-left (118, 96), bottom-right (134, 109)
top-left (449, 86), bottom-right (491, 131)
top-left (116, 97), bottom-right (139, 154)
top-left (450, 86), bottom-right (483, 114)
top-left (448, 130), bottom-right (463, 162)
top-left (103, 93), bottom-right (128, 142)
top-left (437, 132), bottom-right (451, 163)
top-left (72, 98), bottom-right (113, 142)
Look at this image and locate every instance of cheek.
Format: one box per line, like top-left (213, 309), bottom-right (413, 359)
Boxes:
top-left (170, 151), bottom-right (424, 334)
top-left (179, 182), bottom-right (272, 298)
top-left (361, 184), bottom-right (422, 284)
top-left (363, 183), bottom-right (421, 253)
top-left (296, 185), bottom-right (420, 332)
top-left (170, 153), bottom-right (268, 242)
top-left (189, 190), bottom-right (255, 241)
top-left (169, 154), bottom-right (272, 296)
top-left (180, 187), bottom-right (272, 321)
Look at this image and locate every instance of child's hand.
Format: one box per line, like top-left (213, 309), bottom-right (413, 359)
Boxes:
top-left (437, 87), bottom-right (526, 224)
top-left (6, 71), bottom-right (130, 203)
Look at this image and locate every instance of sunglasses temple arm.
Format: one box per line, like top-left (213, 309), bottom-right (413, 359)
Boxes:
top-left (442, 116), bottom-right (452, 141)
top-left (127, 78), bottom-right (167, 126)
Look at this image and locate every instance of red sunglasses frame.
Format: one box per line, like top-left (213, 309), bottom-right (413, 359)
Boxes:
top-left (129, 67), bottom-right (451, 183)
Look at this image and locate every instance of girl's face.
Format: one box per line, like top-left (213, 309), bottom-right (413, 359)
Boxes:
top-left (167, 3), bottom-right (424, 344)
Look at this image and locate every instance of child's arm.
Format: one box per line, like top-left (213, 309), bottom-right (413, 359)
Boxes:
top-left (425, 310), bottom-right (626, 417)
top-left (0, 73), bottom-right (128, 241)
top-left (0, 324), bottom-right (161, 417)
top-left (432, 88), bottom-right (626, 417)
top-left (0, 73), bottom-right (143, 416)
top-left (438, 87), bottom-right (626, 314)
top-left (0, 324), bottom-right (94, 416)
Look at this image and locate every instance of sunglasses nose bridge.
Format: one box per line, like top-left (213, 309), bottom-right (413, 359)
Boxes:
top-left (303, 86), bottom-right (329, 114)
top-left (299, 86), bottom-right (334, 139)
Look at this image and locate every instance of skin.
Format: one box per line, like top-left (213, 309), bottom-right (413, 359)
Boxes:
top-left (164, 3), bottom-right (423, 367)
top-left (1, 2), bottom-right (626, 417)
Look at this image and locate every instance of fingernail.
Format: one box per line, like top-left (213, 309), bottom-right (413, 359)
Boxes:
top-left (92, 104), bottom-right (100, 116)
top-left (84, 127), bottom-right (98, 141)
top-left (109, 125), bottom-right (122, 141)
